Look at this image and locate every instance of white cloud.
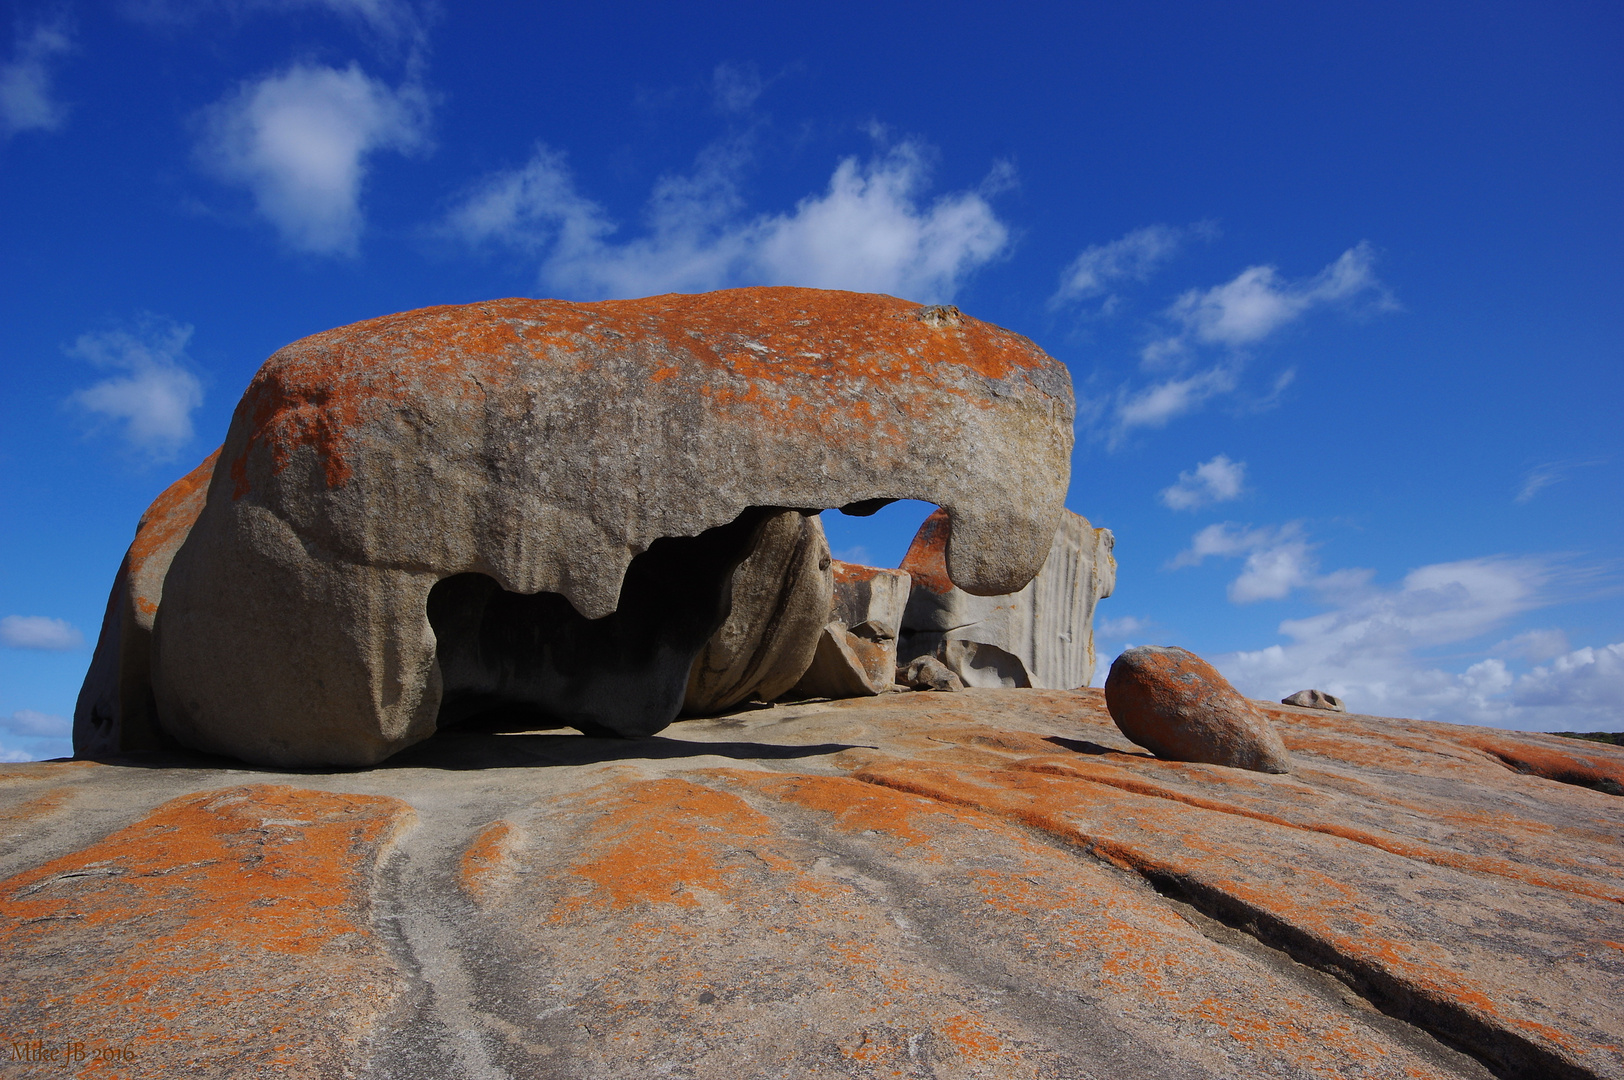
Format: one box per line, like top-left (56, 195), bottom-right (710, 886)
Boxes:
top-left (198, 62), bottom-right (430, 254)
top-left (1103, 244), bottom-right (1397, 443)
top-left (1209, 554), bottom-right (1623, 730)
top-left (1112, 366), bottom-right (1238, 438)
top-left (1097, 615), bottom-right (1149, 638)
top-left (443, 139), bottom-right (1011, 303)
top-left (1512, 644), bottom-right (1624, 722)
top-left (1493, 627), bottom-right (1571, 663)
top-left (1515, 459), bottom-right (1605, 503)
top-left (0, 17), bottom-right (72, 138)
top-left (0, 709), bottom-right (73, 761)
top-left (1050, 224), bottom-right (1195, 309)
top-left (68, 316), bottom-right (204, 462)
top-left (1161, 454), bottom-right (1247, 511)
top-left (1159, 242), bottom-right (1395, 351)
top-left (1170, 521), bottom-right (1323, 603)
top-left (0, 615), bottom-right (84, 650)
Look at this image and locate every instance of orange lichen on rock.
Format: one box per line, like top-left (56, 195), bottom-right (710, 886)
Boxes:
top-left (0, 785), bottom-right (74, 833)
top-left (553, 777), bottom-right (787, 916)
top-left (228, 288), bottom-right (1062, 500)
top-left (1446, 728), bottom-right (1624, 792)
top-left (457, 819), bottom-right (521, 902)
top-left (126, 448), bottom-right (219, 601)
top-left (899, 507), bottom-right (954, 594)
top-left (0, 784), bottom-right (412, 1078)
top-left (849, 754), bottom-right (1624, 1078)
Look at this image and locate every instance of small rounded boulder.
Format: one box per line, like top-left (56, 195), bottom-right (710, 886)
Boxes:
top-left (1104, 646), bottom-right (1292, 773)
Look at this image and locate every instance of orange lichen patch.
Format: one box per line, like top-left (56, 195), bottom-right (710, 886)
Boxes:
top-left (0, 784), bottom-right (412, 1078)
top-left (830, 559), bottom-right (905, 587)
top-left (1446, 730), bottom-right (1624, 792)
top-left (1010, 754), bottom-right (1624, 904)
top-left (0, 785), bottom-right (73, 833)
top-left (851, 757), bottom-right (1624, 1071)
top-left (938, 1013), bottom-right (1019, 1064)
top-left (728, 767), bottom-right (1464, 1076)
top-left (899, 508), bottom-right (953, 594)
top-left (720, 771), bottom-right (936, 847)
top-left (458, 819), bottom-right (521, 902)
top-left (126, 448), bottom-right (218, 586)
top-left (226, 287), bottom-right (1063, 499)
top-left (553, 778), bottom-right (788, 916)
top-left (0, 761), bottom-right (98, 783)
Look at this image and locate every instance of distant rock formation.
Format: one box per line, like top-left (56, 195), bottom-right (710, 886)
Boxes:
top-left (77, 288), bottom-right (1077, 766)
top-left (1282, 688), bottom-right (1345, 712)
top-left (896, 507), bottom-right (1115, 690)
top-left (790, 561), bottom-right (912, 699)
top-left (1105, 645), bottom-right (1292, 773)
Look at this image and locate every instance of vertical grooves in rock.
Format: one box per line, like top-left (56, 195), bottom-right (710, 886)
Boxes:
top-left (1135, 869), bottom-right (1594, 1080)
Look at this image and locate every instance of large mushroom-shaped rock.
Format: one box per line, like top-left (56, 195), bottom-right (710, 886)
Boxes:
top-left (897, 507), bottom-right (1115, 690)
top-left (789, 560), bottom-right (913, 699)
top-left (74, 449), bottom-right (219, 757)
top-left (129, 288), bottom-right (1073, 766)
top-left (681, 511), bottom-right (833, 716)
top-left (1104, 645), bottom-right (1292, 773)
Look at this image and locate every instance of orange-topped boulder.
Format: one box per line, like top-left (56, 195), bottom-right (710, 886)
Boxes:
top-left (1106, 645), bottom-right (1293, 773)
top-left (78, 288), bottom-right (1074, 766)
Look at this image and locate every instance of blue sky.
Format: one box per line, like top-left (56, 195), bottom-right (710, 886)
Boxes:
top-left (2, 1), bottom-right (1620, 760)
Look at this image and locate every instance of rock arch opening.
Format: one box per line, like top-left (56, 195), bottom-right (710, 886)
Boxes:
top-left (427, 507), bottom-right (775, 737)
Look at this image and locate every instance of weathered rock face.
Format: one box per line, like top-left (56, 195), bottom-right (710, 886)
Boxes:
top-left (790, 560), bottom-right (912, 698)
top-left (73, 449), bottom-right (218, 757)
top-left (682, 511), bottom-right (832, 716)
top-left (1283, 688), bottom-right (1346, 711)
top-left (898, 507), bottom-right (1115, 689)
top-left (109, 287), bottom-right (1072, 766)
top-left (1106, 645), bottom-right (1293, 773)
top-left (8, 693), bottom-right (1622, 1079)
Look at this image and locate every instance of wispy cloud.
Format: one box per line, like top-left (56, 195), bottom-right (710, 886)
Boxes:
top-left (1, 615), bottom-right (84, 650)
top-left (0, 16), bottom-right (73, 139)
top-left (1106, 244), bottom-right (1397, 444)
top-left (1160, 454), bottom-right (1247, 511)
top-left (67, 316), bottom-right (204, 462)
top-left (1097, 615), bottom-right (1150, 638)
top-left (124, 0), bottom-right (427, 46)
top-left (711, 61), bottom-right (764, 113)
top-left (1515, 459), bottom-right (1606, 503)
top-left (1112, 366), bottom-right (1238, 436)
top-left (1212, 554), bottom-right (1620, 730)
top-left (1050, 222), bottom-right (1213, 312)
top-left (1169, 520), bottom-right (1335, 603)
top-left (197, 62), bottom-right (431, 254)
top-left (0, 709), bottom-right (72, 762)
top-left (1154, 242), bottom-right (1395, 354)
top-left (442, 138), bottom-right (1012, 303)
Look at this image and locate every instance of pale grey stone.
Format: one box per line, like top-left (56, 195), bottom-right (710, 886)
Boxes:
top-left (897, 508), bottom-right (1115, 690)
